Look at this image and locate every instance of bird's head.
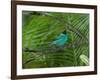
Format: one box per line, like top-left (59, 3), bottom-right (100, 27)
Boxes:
top-left (62, 30), bottom-right (67, 34)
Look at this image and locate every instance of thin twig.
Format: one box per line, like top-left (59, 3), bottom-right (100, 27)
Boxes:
top-left (23, 38), bottom-right (86, 53)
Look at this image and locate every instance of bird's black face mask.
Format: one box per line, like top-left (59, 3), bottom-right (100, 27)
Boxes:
top-left (62, 31), bottom-right (67, 34)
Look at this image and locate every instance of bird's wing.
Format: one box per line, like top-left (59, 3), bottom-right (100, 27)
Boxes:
top-left (52, 35), bottom-right (67, 45)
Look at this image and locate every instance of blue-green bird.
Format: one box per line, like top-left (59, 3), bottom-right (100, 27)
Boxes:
top-left (52, 31), bottom-right (68, 46)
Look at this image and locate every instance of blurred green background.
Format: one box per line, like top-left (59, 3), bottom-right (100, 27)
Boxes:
top-left (22, 11), bottom-right (89, 69)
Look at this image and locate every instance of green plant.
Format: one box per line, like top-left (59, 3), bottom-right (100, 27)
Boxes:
top-left (22, 11), bottom-right (89, 68)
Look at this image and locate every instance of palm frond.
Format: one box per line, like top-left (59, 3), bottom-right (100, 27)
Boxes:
top-left (22, 11), bottom-right (89, 68)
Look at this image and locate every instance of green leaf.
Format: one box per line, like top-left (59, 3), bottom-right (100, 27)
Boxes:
top-left (22, 11), bottom-right (89, 68)
top-left (80, 54), bottom-right (89, 65)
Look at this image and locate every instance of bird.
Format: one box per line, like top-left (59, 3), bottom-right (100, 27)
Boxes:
top-left (51, 31), bottom-right (68, 46)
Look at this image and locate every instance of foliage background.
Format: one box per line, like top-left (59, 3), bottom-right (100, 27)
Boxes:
top-left (22, 11), bottom-right (89, 69)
